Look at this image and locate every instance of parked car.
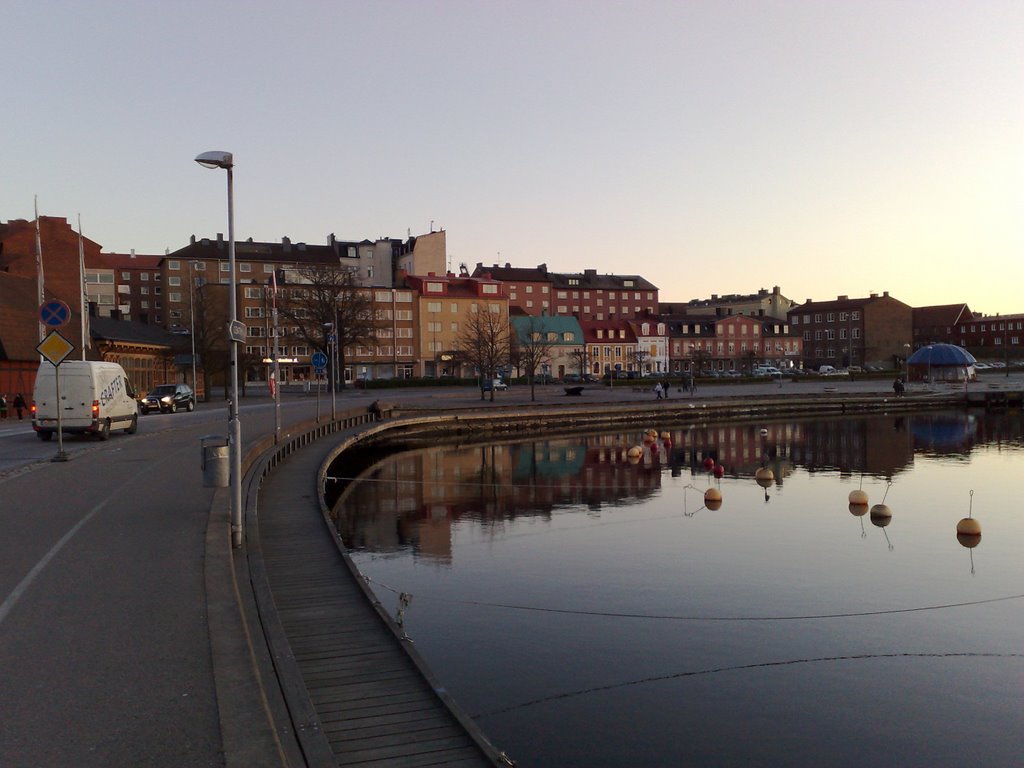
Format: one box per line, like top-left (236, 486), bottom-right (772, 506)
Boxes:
top-left (140, 383), bottom-right (195, 414)
top-left (482, 378), bottom-right (508, 391)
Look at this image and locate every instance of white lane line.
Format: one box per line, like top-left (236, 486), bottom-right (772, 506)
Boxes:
top-left (0, 488), bottom-right (119, 626)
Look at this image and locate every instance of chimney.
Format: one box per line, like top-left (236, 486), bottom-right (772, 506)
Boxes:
top-left (282, 236), bottom-right (291, 252)
top-left (538, 263), bottom-right (547, 273)
top-left (883, 291), bottom-right (889, 297)
top-left (216, 233), bottom-right (224, 249)
top-left (190, 234), bottom-right (196, 245)
top-left (711, 294), bottom-right (718, 301)
top-left (869, 292), bottom-right (878, 299)
top-left (838, 295), bottom-right (848, 301)
top-left (505, 262), bottom-right (511, 269)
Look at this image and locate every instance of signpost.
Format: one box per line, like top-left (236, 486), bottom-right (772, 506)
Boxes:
top-left (312, 351), bottom-right (327, 422)
top-left (36, 318), bottom-right (74, 462)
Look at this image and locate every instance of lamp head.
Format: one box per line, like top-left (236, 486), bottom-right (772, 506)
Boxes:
top-left (195, 151), bottom-right (233, 169)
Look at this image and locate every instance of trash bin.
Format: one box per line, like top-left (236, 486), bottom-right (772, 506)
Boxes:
top-left (201, 434), bottom-right (230, 488)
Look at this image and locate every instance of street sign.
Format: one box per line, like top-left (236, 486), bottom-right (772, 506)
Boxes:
top-left (228, 319), bottom-right (247, 343)
top-left (37, 330), bottom-right (75, 365)
top-left (311, 351), bottom-right (328, 369)
top-left (39, 300), bottom-right (71, 328)
top-left (326, 333), bottom-right (336, 344)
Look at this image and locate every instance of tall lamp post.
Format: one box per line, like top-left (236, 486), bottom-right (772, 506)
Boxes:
top-left (195, 150), bottom-right (243, 548)
top-left (188, 261), bottom-right (198, 397)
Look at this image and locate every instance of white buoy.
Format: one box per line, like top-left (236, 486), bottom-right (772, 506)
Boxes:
top-left (849, 489), bottom-right (869, 505)
top-left (755, 467), bottom-right (774, 488)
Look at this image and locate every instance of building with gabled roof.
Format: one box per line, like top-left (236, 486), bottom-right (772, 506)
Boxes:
top-left (660, 286), bottom-right (795, 321)
top-left (509, 314), bottom-right (584, 380)
top-left (912, 303), bottom-right (973, 349)
top-left (579, 319), bottom-right (638, 378)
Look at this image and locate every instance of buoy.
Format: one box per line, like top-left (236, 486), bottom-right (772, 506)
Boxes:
top-left (627, 445), bottom-right (643, 458)
top-left (705, 497), bottom-right (722, 511)
top-left (760, 428), bottom-right (768, 437)
top-left (703, 457), bottom-right (715, 470)
top-left (870, 503), bottom-right (892, 518)
top-left (956, 517), bottom-right (981, 537)
top-left (643, 432), bottom-right (656, 443)
top-left (660, 431), bottom-right (671, 440)
top-left (713, 464), bottom-right (725, 479)
top-left (849, 502), bottom-right (869, 517)
top-left (755, 467), bottom-right (774, 488)
top-left (704, 487), bottom-right (722, 504)
top-left (849, 489), bottom-right (869, 505)
top-left (957, 532), bottom-right (981, 549)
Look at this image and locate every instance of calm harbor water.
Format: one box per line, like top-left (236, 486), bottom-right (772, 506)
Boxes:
top-left (330, 410), bottom-right (1024, 767)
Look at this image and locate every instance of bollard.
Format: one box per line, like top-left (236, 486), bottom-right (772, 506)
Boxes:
top-left (200, 434), bottom-right (230, 487)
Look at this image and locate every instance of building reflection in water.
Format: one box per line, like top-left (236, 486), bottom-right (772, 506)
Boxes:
top-left (330, 410), bottom-right (1022, 562)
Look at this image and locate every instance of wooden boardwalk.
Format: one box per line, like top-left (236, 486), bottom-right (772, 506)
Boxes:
top-left (250, 432), bottom-right (507, 767)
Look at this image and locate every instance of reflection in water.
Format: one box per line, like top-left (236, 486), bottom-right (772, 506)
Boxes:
top-left (333, 409), bottom-right (1024, 767)
top-left (331, 410), bottom-right (1022, 560)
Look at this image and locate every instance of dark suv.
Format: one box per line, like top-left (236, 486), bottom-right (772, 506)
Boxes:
top-left (140, 383), bottom-right (195, 414)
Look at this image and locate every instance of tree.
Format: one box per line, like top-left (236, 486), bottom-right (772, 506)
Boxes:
top-left (515, 318), bottom-right (556, 402)
top-left (456, 305), bottom-right (511, 402)
top-left (569, 345), bottom-right (592, 379)
top-left (631, 348), bottom-right (651, 376)
top-left (277, 264), bottom-right (376, 390)
top-left (191, 280), bottom-right (230, 401)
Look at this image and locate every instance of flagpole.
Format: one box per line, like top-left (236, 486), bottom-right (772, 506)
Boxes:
top-left (34, 196), bottom-right (45, 344)
top-left (78, 214), bottom-right (88, 360)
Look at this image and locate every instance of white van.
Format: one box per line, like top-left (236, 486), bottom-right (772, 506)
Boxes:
top-left (32, 361), bottom-right (139, 441)
top-left (753, 365), bottom-right (783, 378)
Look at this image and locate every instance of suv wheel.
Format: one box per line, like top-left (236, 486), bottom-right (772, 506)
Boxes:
top-left (186, 400), bottom-right (194, 412)
top-left (170, 402), bottom-right (178, 414)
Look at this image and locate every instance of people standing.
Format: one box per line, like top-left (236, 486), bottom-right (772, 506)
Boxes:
top-left (0, 394), bottom-right (7, 419)
top-left (893, 377), bottom-right (905, 397)
top-left (13, 393), bottom-right (26, 419)
top-left (654, 382), bottom-right (663, 400)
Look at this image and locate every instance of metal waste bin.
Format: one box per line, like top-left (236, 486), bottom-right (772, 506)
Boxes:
top-left (201, 434), bottom-right (230, 487)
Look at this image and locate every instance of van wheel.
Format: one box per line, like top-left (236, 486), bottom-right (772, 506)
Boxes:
top-left (126, 415), bottom-right (138, 435)
top-left (38, 431), bottom-right (53, 441)
top-left (97, 419), bottom-right (111, 441)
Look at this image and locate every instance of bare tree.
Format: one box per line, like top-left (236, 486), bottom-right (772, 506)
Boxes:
top-left (631, 348), bottom-right (651, 376)
top-left (192, 280), bottom-right (230, 401)
top-left (514, 317), bottom-right (556, 402)
top-left (569, 345), bottom-right (592, 379)
top-left (277, 264), bottom-right (376, 390)
top-left (456, 306), bottom-right (511, 401)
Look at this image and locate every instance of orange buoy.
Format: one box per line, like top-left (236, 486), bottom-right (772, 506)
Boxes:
top-left (956, 517), bottom-right (981, 537)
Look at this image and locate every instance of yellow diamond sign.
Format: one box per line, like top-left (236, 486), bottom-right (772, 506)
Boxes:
top-left (37, 330), bottom-right (75, 366)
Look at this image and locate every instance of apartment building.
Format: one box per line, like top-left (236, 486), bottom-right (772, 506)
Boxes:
top-left (788, 292), bottom-right (911, 370)
top-left (509, 314), bottom-right (584, 380)
top-left (471, 263), bottom-right (554, 316)
top-left (551, 270), bottom-right (658, 321)
top-left (665, 314), bottom-right (802, 374)
top-left (404, 273), bottom-right (508, 378)
top-left (625, 318), bottom-right (669, 375)
top-left (661, 286), bottom-right (796, 321)
top-left (580, 319), bottom-right (638, 377)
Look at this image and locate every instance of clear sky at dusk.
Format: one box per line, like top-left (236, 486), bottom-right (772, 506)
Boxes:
top-left (5, 1), bottom-right (1022, 313)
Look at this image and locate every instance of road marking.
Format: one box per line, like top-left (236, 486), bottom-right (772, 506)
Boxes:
top-left (0, 488), bottom-right (118, 626)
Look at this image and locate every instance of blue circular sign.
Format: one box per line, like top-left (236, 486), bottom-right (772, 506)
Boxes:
top-left (311, 351), bottom-right (328, 369)
top-left (40, 300), bottom-right (72, 327)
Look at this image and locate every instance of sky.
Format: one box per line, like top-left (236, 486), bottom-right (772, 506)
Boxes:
top-left (5, 1), bottom-right (1022, 314)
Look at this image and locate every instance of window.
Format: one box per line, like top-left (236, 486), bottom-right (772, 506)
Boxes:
top-left (826, 313), bottom-right (834, 322)
top-left (194, 262), bottom-right (206, 271)
top-left (168, 292), bottom-right (181, 303)
top-left (121, 271), bottom-right (131, 281)
top-left (141, 286), bottom-right (150, 296)
top-left (426, 281), bottom-right (443, 293)
top-left (263, 264), bottom-right (275, 273)
top-left (168, 260), bottom-right (180, 270)
top-left (525, 286), bottom-right (533, 293)
top-left (375, 291), bottom-right (391, 302)
top-left (814, 313), bottom-right (822, 322)
top-left (851, 311), bottom-right (860, 320)
top-left (168, 276), bottom-right (181, 287)
top-left (426, 301), bottom-right (442, 313)
top-left (482, 284), bottom-right (498, 294)
top-left (568, 278), bottom-right (580, 286)
top-left (245, 307), bottom-right (264, 319)
top-left (141, 273), bottom-right (150, 281)
top-left (563, 332), bottom-right (574, 342)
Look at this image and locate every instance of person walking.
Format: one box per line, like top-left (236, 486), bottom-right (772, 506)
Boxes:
top-left (0, 394), bottom-right (7, 420)
top-left (13, 393), bottom-right (26, 420)
top-left (654, 382), bottom-right (663, 400)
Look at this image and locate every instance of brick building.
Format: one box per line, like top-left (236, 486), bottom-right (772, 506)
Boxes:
top-left (788, 292), bottom-right (911, 371)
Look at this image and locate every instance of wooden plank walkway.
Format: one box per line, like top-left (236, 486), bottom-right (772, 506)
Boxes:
top-left (252, 432), bottom-right (506, 767)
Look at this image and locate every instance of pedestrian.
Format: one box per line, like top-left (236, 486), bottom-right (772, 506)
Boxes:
top-left (892, 377), bottom-right (904, 397)
top-left (0, 394), bottom-right (7, 419)
top-left (13, 393), bottom-right (26, 420)
top-left (654, 382), bottom-right (663, 400)
top-left (663, 380), bottom-right (670, 399)
top-left (369, 399), bottom-right (382, 421)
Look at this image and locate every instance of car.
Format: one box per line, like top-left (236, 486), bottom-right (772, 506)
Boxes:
top-left (563, 374), bottom-right (582, 383)
top-left (140, 383), bottom-right (195, 414)
top-left (482, 378), bottom-right (508, 391)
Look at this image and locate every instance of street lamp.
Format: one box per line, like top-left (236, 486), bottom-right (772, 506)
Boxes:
top-left (324, 322), bottom-right (337, 420)
top-left (188, 261), bottom-right (198, 399)
top-left (195, 150), bottom-right (243, 549)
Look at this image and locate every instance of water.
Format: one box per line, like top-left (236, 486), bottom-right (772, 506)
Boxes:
top-left (330, 411), bottom-right (1024, 767)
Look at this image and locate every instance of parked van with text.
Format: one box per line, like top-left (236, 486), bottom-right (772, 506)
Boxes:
top-left (32, 361), bottom-right (139, 441)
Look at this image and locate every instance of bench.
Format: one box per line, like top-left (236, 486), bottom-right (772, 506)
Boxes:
top-left (564, 386), bottom-right (584, 396)
top-left (368, 401), bottom-right (397, 419)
